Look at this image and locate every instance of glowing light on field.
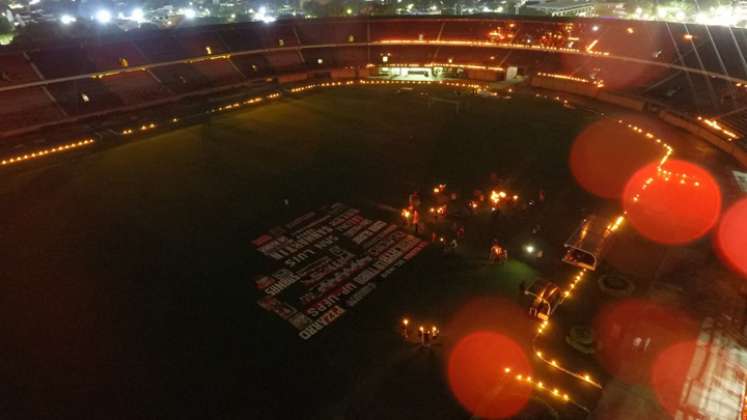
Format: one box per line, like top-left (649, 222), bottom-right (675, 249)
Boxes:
top-left (716, 199), bottom-right (747, 279)
top-left (623, 159), bottom-right (721, 244)
top-left (1, 139), bottom-right (95, 166)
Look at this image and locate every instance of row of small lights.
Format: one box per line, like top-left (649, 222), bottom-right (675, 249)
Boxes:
top-left (612, 119), bottom-right (709, 206)
top-left (529, 88), bottom-right (628, 387)
top-left (458, 93), bottom-right (613, 393)
top-left (290, 80), bottom-right (355, 93)
top-left (401, 318), bottom-right (440, 336)
top-left (359, 79), bottom-right (484, 90)
top-left (696, 116), bottom-right (740, 141)
top-left (121, 122), bottom-right (157, 135)
top-left (536, 72), bottom-right (605, 88)
top-left (210, 92), bottom-right (280, 114)
top-left (534, 93), bottom-right (572, 106)
top-left (0, 77), bottom-right (489, 169)
top-left (502, 367), bottom-right (580, 406)
top-left (0, 139), bottom-right (95, 167)
top-left (118, 79), bottom-right (485, 137)
top-left (531, 268), bottom-right (606, 389)
top-left (530, 113), bottom-right (678, 385)
top-left (378, 39), bottom-right (612, 57)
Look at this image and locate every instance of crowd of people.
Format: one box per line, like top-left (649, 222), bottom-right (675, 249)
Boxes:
top-left (400, 317), bottom-right (440, 346)
top-left (401, 178), bottom-right (545, 261)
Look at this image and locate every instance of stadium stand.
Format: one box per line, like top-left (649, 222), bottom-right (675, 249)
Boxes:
top-left (433, 46), bottom-right (505, 65)
top-left (719, 110), bottom-right (747, 137)
top-left (0, 53), bottom-right (40, 86)
top-left (84, 41), bottom-right (150, 72)
top-left (371, 45), bottom-right (438, 64)
top-left (134, 32), bottom-right (190, 63)
top-left (263, 23), bottom-right (301, 48)
top-left (189, 58), bottom-right (246, 87)
top-left (369, 19), bottom-right (443, 41)
top-left (301, 48), bottom-right (341, 69)
top-left (28, 46), bottom-right (97, 79)
top-left (295, 20), bottom-right (367, 45)
top-left (46, 78), bottom-right (125, 116)
top-left (174, 29), bottom-right (231, 57)
top-left (230, 54), bottom-right (274, 79)
top-left (217, 25), bottom-right (266, 51)
top-left (2, 16), bottom-right (747, 153)
top-left (264, 50), bottom-right (307, 73)
top-left (150, 63), bottom-right (212, 94)
top-left (0, 87), bottom-right (62, 132)
top-left (440, 20), bottom-right (503, 41)
top-left (98, 71), bottom-right (172, 105)
top-left (331, 47), bottom-right (368, 67)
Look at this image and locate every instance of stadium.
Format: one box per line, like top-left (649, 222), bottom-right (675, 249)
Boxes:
top-left (2, 16), bottom-right (747, 420)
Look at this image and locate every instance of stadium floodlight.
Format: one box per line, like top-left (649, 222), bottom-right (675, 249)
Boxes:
top-left (254, 6), bottom-right (275, 23)
top-left (181, 8), bottom-right (196, 19)
top-left (60, 14), bottom-right (76, 25)
top-left (95, 9), bottom-right (112, 24)
top-left (130, 7), bottom-right (145, 23)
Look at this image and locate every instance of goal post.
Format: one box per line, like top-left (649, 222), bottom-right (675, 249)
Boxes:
top-left (427, 96), bottom-right (462, 113)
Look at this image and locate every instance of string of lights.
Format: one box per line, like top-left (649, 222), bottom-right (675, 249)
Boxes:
top-left (536, 72), bottom-right (605, 88)
top-left (0, 139), bottom-right (95, 167)
top-left (502, 367), bottom-right (590, 413)
top-left (696, 116), bottom-right (740, 141)
top-left (377, 39), bottom-right (612, 57)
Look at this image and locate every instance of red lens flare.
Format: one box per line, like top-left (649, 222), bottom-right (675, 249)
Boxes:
top-left (445, 298), bottom-right (534, 418)
top-left (570, 118), bottom-right (663, 199)
top-left (447, 331), bottom-right (531, 418)
top-left (650, 340), bottom-right (698, 416)
top-left (593, 299), bottom-right (697, 385)
top-left (716, 198), bottom-right (747, 278)
top-left (622, 159), bottom-right (721, 244)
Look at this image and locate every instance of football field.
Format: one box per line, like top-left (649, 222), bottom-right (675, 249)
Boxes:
top-left (1, 85), bottom-right (664, 419)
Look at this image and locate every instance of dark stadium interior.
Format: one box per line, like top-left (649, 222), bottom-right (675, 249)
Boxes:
top-left (1, 15), bottom-right (747, 420)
